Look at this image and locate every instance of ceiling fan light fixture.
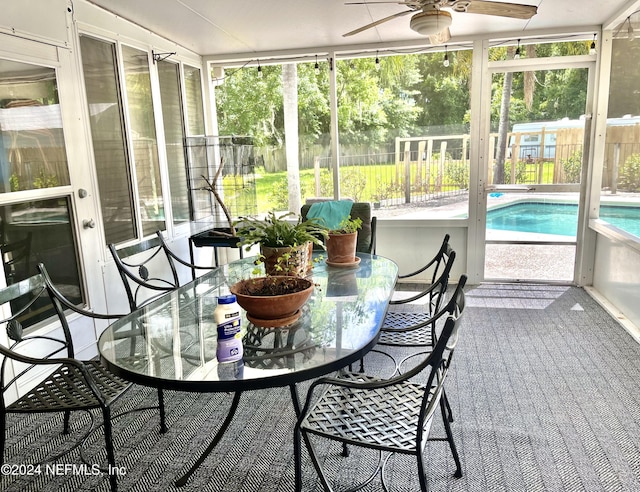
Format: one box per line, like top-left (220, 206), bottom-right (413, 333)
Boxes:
top-left (410, 10), bottom-right (452, 36)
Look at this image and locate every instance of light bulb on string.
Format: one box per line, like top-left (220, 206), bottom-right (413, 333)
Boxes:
top-left (314, 55), bottom-right (320, 75)
top-left (375, 51), bottom-right (380, 71)
top-left (257, 61), bottom-right (263, 78)
top-left (514, 39), bottom-right (521, 59)
top-left (590, 34), bottom-right (596, 55)
top-left (443, 46), bottom-right (450, 67)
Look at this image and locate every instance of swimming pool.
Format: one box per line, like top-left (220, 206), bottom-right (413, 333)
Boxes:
top-left (487, 202), bottom-right (640, 237)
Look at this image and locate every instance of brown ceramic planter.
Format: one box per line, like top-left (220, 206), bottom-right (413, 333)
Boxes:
top-left (230, 276), bottom-right (314, 326)
top-left (326, 232), bottom-right (357, 264)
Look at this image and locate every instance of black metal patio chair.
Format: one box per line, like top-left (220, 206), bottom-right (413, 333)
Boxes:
top-left (109, 231), bottom-right (216, 312)
top-left (373, 242), bottom-right (457, 422)
top-left (377, 248), bottom-right (456, 364)
top-left (0, 264), bottom-right (163, 491)
top-left (294, 276), bottom-right (467, 492)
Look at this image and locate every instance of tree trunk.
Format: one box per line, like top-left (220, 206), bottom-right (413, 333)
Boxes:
top-left (283, 63), bottom-right (301, 212)
top-left (494, 47), bottom-right (516, 184)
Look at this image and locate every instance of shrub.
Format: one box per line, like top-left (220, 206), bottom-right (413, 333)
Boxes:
top-left (445, 161), bottom-right (469, 189)
top-left (503, 161), bottom-right (528, 184)
top-left (319, 168), bottom-right (367, 201)
top-left (560, 150), bottom-right (582, 183)
top-left (620, 153), bottom-right (640, 192)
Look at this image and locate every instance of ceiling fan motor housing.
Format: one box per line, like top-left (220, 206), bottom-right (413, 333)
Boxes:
top-left (410, 9), bottom-right (452, 36)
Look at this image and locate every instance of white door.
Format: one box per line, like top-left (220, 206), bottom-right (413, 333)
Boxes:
top-left (0, 38), bottom-right (107, 357)
top-left (479, 57), bottom-right (595, 283)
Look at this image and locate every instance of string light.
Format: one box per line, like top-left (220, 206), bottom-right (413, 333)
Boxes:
top-left (443, 46), bottom-right (450, 67)
top-left (257, 61), bottom-right (263, 78)
top-left (375, 50), bottom-right (380, 71)
top-left (314, 55), bottom-right (320, 74)
top-left (613, 11), bottom-right (639, 40)
top-left (514, 39), bottom-right (521, 59)
top-left (590, 34), bottom-right (596, 55)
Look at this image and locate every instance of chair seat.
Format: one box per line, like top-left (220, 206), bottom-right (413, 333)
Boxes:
top-left (300, 372), bottom-right (435, 454)
top-left (8, 361), bottom-right (130, 413)
top-left (379, 311), bottom-right (434, 346)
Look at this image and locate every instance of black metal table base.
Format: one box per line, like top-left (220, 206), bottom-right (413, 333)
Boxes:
top-left (175, 385), bottom-right (302, 487)
top-left (175, 391), bottom-right (242, 487)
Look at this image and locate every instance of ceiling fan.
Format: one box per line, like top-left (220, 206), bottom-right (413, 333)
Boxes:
top-left (344, 0), bottom-right (537, 44)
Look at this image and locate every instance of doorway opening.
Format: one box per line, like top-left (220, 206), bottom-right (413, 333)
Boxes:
top-left (484, 66), bottom-right (590, 282)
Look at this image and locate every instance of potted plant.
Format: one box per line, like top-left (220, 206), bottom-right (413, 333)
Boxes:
top-left (326, 216), bottom-right (362, 266)
top-left (234, 211), bottom-right (328, 277)
top-left (230, 275), bottom-right (314, 327)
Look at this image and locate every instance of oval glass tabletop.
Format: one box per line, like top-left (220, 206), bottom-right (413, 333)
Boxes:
top-left (98, 253), bottom-right (398, 392)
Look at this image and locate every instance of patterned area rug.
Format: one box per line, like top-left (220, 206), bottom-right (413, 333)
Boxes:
top-left (2, 284), bottom-right (640, 491)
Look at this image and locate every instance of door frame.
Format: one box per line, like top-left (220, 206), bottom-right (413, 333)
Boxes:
top-left (468, 44), bottom-right (598, 284)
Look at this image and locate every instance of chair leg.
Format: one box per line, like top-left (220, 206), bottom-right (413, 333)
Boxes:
top-left (102, 407), bottom-right (118, 492)
top-left (296, 428), bottom-right (336, 492)
top-left (157, 388), bottom-right (167, 433)
top-left (63, 409), bottom-right (71, 434)
top-left (416, 447), bottom-right (430, 492)
top-left (439, 398), bottom-right (462, 478)
top-left (341, 442), bottom-right (350, 457)
top-left (443, 388), bottom-right (454, 422)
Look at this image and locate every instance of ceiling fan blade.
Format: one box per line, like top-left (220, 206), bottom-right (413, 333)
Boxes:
top-left (429, 27), bottom-right (451, 45)
top-left (343, 9), bottom-right (414, 37)
top-left (345, 1), bottom-right (414, 4)
top-left (462, 1), bottom-right (537, 20)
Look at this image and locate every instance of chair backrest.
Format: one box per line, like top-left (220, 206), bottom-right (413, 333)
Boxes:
top-left (432, 274), bottom-right (466, 333)
top-left (0, 273), bottom-right (73, 395)
top-left (37, 262), bottom-right (127, 322)
top-left (155, 230), bottom-right (217, 279)
top-left (109, 236), bottom-right (180, 312)
top-left (301, 202), bottom-right (377, 254)
top-left (430, 233), bottom-right (452, 285)
top-left (397, 274), bottom-right (466, 403)
top-left (0, 264), bottom-right (124, 405)
top-left (398, 233), bottom-right (451, 284)
top-left (427, 249), bottom-right (456, 317)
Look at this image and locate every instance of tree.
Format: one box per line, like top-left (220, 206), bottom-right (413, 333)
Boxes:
top-left (412, 50), bottom-right (471, 134)
top-left (215, 64), bottom-right (284, 146)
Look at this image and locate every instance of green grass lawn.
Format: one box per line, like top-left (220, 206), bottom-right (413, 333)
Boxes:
top-left (230, 160), bottom-right (561, 214)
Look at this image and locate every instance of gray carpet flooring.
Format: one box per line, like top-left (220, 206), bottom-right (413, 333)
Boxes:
top-left (2, 283), bottom-right (640, 491)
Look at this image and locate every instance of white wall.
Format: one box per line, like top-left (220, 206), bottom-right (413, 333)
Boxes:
top-left (592, 232), bottom-right (640, 336)
top-left (375, 219), bottom-right (468, 285)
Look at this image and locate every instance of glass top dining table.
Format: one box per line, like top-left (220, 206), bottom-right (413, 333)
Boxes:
top-left (98, 253), bottom-right (398, 393)
top-left (98, 252), bottom-right (398, 487)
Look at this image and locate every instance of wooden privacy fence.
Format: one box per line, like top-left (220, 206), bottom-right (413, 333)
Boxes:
top-left (603, 125), bottom-right (640, 192)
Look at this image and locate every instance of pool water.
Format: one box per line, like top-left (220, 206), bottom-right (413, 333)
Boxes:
top-left (487, 202), bottom-right (640, 237)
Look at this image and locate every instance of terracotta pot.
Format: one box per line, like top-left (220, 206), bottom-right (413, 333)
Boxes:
top-left (230, 276), bottom-right (314, 324)
top-left (326, 232), bottom-right (357, 263)
top-left (260, 242), bottom-right (311, 277)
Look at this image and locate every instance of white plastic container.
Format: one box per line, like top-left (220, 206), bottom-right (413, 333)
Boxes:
top-left (214, 294), bottom-right (243, 363)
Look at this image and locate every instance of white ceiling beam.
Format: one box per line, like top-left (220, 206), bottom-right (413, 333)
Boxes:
top-left (204, 25), bottom-right (603, 67)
